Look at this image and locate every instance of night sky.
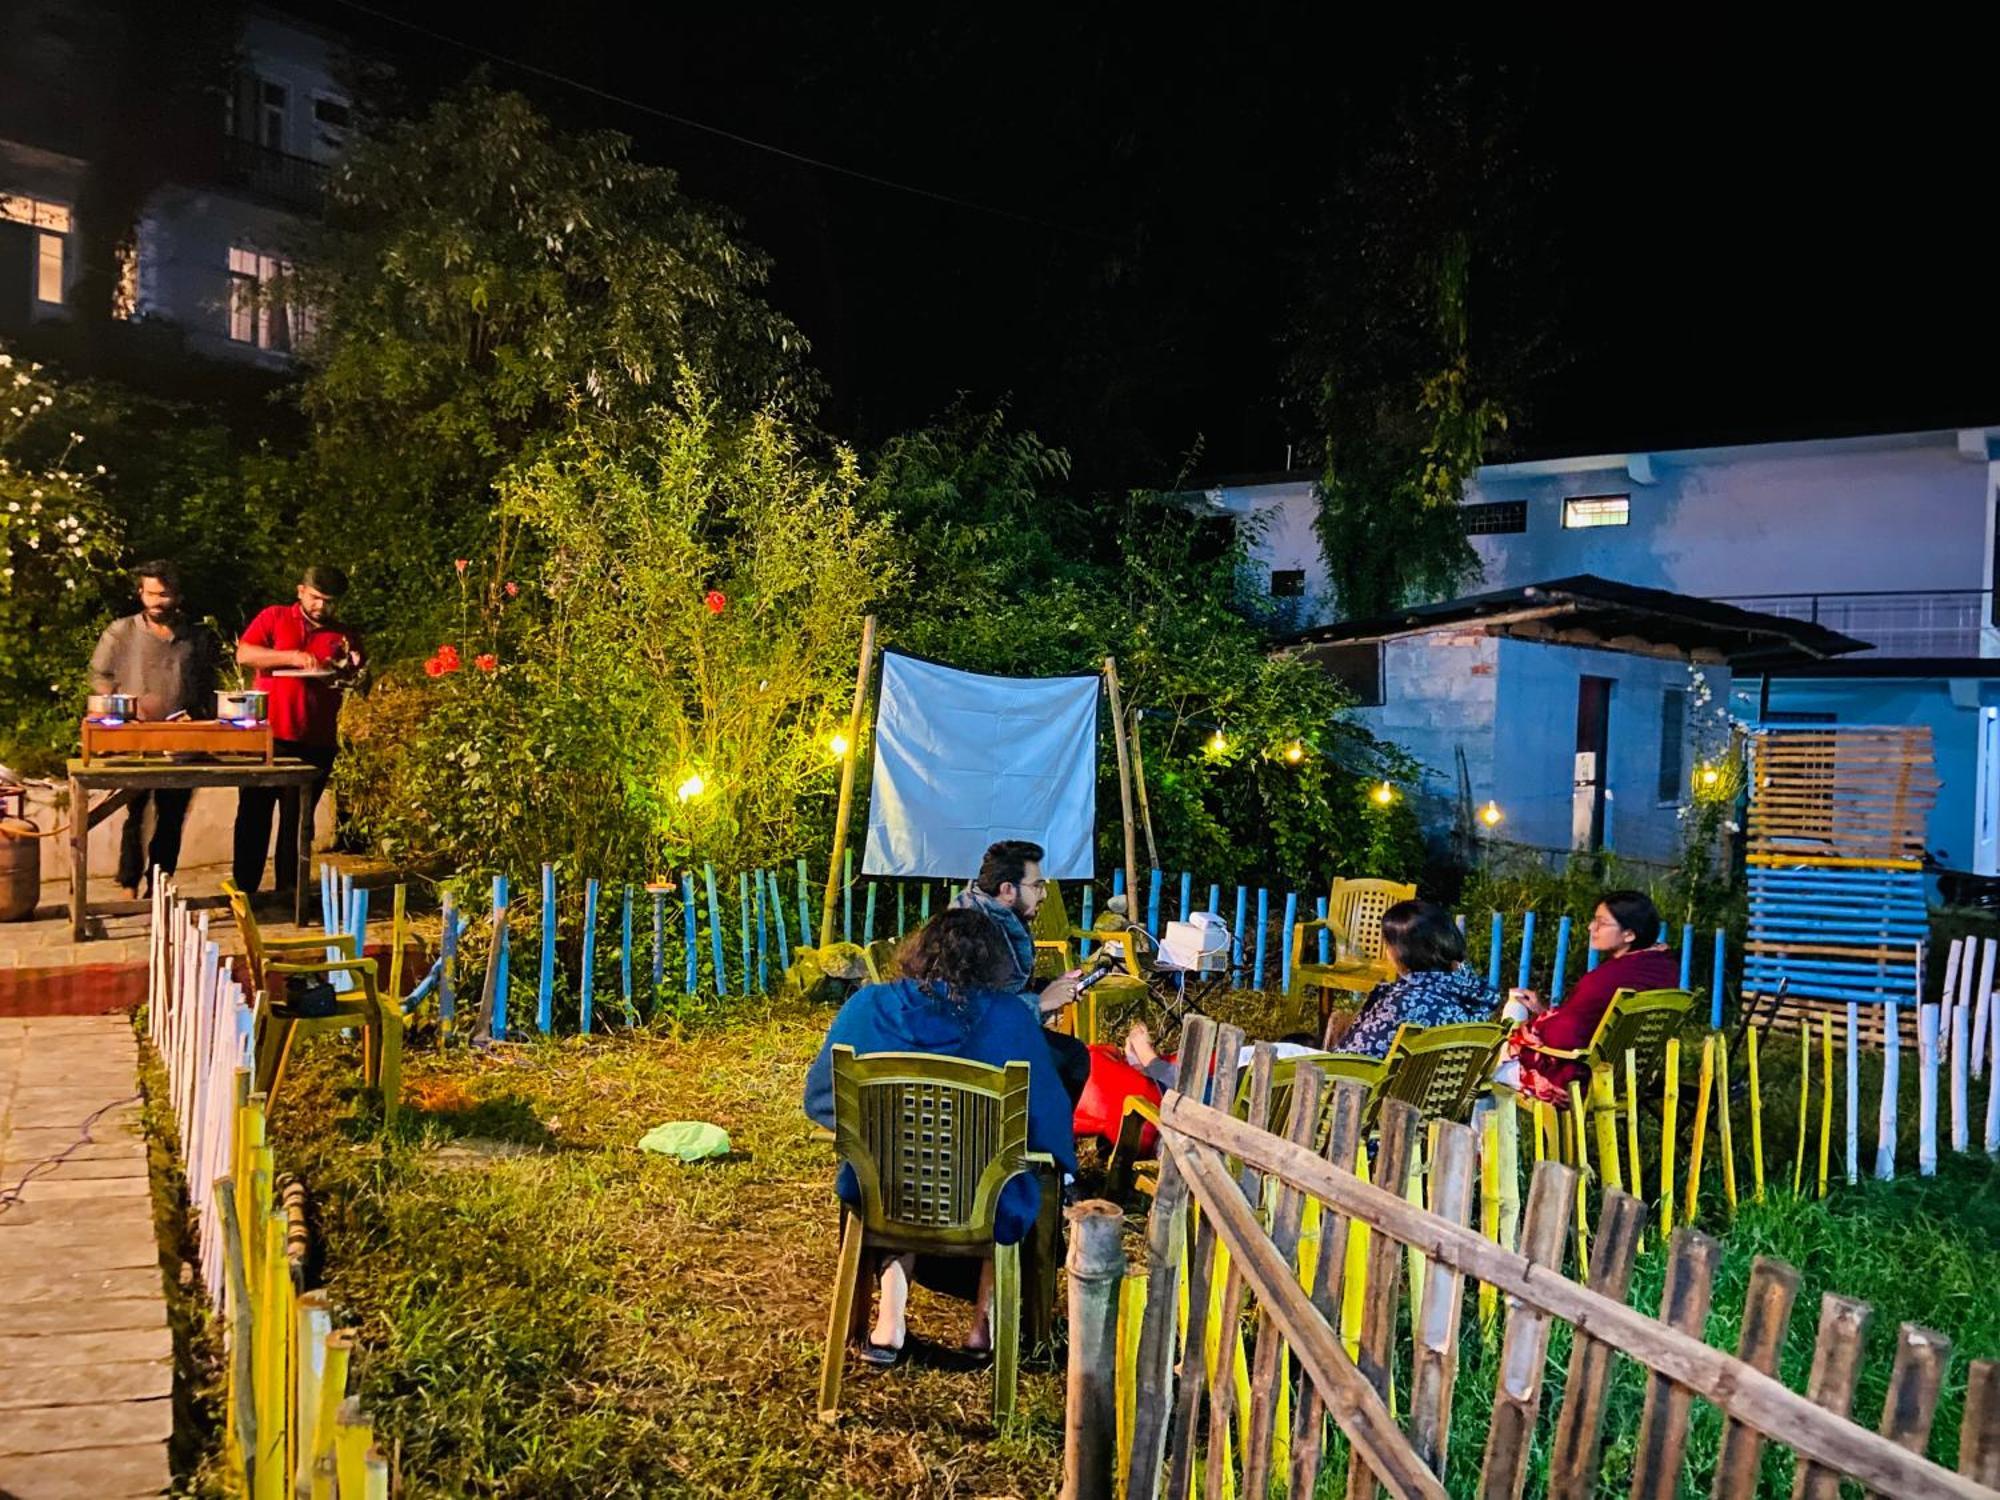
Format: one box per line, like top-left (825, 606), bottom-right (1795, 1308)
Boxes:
top-left (304, 7), bottom-right (2000, 489)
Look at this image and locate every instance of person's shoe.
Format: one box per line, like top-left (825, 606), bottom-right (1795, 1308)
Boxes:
top-left (118, 884), bottom-right (140, 902)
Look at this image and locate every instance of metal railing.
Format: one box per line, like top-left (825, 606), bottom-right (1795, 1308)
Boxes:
top-left (219, 136), bottom-right (327, 210)
top-left (1718, 588), bottom-right (1992, 657)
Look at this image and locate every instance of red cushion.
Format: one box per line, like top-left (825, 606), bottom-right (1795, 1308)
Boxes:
top-left (1073, 1043), bottom-right (1162, 1152)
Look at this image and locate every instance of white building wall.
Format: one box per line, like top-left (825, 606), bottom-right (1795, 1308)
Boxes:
top-left (134, 186), bottom-right (304, 364)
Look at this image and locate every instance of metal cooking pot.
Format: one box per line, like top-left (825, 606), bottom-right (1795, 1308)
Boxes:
top-left (87, 693), bottom-right (138, 719)
top-left (216, 689), bottom-right (269, 722)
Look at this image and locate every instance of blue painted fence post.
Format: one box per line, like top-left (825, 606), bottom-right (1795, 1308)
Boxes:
top-left (440, 889), bottom-right (458, 1024)
top-left (579, 878), bottom-right (599, 1035)
top-left (738, 872), bottom-right (753, 995)
top-left (1680, 923), bottom-right (1695, 989)
top-left (1179, 871), bottom-right (1192, 924)
top-left (797, 858), bottom-right (814, 947)
top-left (897, 885), bottom-right (907, 941)
top-left (864, 883), bottom-right (878, 946)
top-left (1516, 909), bottom-right (1536, 993)
top-left (620, 885), bottom-right (634, 1020)
top-left (1488, 912), bottom-right (1504, 990)
top-left (1587, 943), bottom-right (1603, 973)
top-left (491, 875), bottom-right (511, 1041)
top-left (1147, 869), bottom-right (1163, 934)
top-left (1551, 915), bottom-right (1572, 1002)
top-left (1080, 885), bottom-right (1094, 957)
top-left (1318, 897), bottom-right (1330, 964)
top-left (1279, 891), bottom-right (1299, 994)
top-left (768, 871), bottom-right (791, 970)
top-left (1112, 867), bottom-right (1125, 900)
top-left (920, 883), bottom-right (933, 925)
top-left (682, 872), bottom-right (698, 994)
top-left (1208, 883), bottom-right (1221, 920)
top-left (537, 862), bottom-right (556, 1035)
top-left (754, 874), bottom-right (769, 993)
top-left (1253, 889), bottom-right (1270, 990)
top-left (843, 850), bottom-right (854, 944)
top-left (346, 883), bottom-right (368, 998)
top-left (704, 865), bottom-right (725, 995)
top-left (1233, 886), bottom-right (1248, 983)
top-left (651, 887), bottom-right (666, 999)
top-left (1711, 928), bottom-right (1726, 1029)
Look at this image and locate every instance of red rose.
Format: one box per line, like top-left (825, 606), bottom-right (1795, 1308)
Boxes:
top-left (704, 589), bottom-right (726, 616)
top-left (474, 653), bottom-right (497, 673)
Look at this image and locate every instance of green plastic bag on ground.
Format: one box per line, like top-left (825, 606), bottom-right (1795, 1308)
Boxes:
top-left (638, 1121), bottom-right (731, 1161)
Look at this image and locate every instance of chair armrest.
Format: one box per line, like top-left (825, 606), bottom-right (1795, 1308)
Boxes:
top-left (809, 1123), bottom-right (835, 1146)
top-left (263, 932), bottom-right (353, 952)
top-left (1525, 1040), bottom-right (1593, 1061)
top-left (1293, 918), bottom-right (1335, 937)
top-left (1118, 1094), bottom-right (1162, 1129)
top-left (265, 959), bottom-right (381, 999)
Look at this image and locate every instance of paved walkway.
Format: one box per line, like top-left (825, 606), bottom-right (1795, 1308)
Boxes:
top-left (0, 1015), bottom-right (169, 1499)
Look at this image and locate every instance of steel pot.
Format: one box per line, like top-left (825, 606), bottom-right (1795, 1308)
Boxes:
top-left (216, 689), bottom-right (269, 722)
top-left (87, 693), bottom-right (138, 719)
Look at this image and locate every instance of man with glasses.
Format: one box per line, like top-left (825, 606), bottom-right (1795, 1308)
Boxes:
top-left (953, 839), bottom-right (1092, 1104)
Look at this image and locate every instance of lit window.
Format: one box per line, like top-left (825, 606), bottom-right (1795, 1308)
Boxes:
top-left (228, 245), bottom-right (295, 351)
top-left (1562, 494), bottom-right (1630, 529)
top-left (0, 194), bottom-right (72, 232)
top-left (36, 232), bottom-right (63, 304)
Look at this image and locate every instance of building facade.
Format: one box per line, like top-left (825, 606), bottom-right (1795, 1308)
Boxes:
top-left (1214, 426), bottom-right (2000, 871)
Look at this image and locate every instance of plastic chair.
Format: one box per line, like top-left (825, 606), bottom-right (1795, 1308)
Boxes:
top-left (1288, 879), bottom-right (1416, 1020)
top-left (1517, 987), bottom-right (1695, 1155)
top-left (816, 1046), bottom-right (1056, 1422)
top-left (1367, 1020), bottom-right (1505, 1132)
top-left (221, 878), bottom-right (402, 1124)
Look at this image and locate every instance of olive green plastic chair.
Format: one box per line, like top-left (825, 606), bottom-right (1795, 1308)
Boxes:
top-left (1288, 879), bottom-right (1416, 1028)
top-left (817, 1046), bottom-right (1056, 1423)
top-left (1368, 1020), bottom-right (1506, 1132)
top-left (1517, 987), bottom-right (1695, 1156)
top-left (222, 878), bottom-right (402, 1124)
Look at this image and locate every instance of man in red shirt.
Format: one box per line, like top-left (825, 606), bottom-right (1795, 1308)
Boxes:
top-left (230, 565), bottom-right (364, 903)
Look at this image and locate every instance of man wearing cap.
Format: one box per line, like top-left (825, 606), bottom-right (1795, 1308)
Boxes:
top-left (230, 565), bottom-right (363, 902)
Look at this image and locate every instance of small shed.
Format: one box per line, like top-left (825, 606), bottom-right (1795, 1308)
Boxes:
top-left (1278, 576), bottom-right (1862, 864)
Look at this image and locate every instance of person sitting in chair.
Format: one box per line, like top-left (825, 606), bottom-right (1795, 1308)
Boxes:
top-left (1323, 899), bottom-right (1499, 1058)
top-left (803, 909), bottom-right (1077, 1366)
top-left (1503, 889), bottom-right (1679, 1105)
top-left (951, 839), bottom-right (1093, 1105)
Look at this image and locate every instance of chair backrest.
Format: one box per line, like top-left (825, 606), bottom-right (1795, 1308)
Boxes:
top-left (1327, 879), bottom-right (1418, 963)
top-left (1589, 988), bottom-right (1695, 1074)
top-left (1374, 1021), bottom-right (1505, 1128)
top-left (1030, 882), bottom-right (1074, 981)
top-left (220, 878), bottom-right (269, 991)
top-left (828, 1045), bottom-right (1030, 1251)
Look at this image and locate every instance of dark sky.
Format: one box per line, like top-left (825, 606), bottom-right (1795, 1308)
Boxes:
top-left (302, 6), bottom-right (2000, 487)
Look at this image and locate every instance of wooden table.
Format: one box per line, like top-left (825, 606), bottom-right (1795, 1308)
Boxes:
top-left (66, 758), bottom-right (322, 940)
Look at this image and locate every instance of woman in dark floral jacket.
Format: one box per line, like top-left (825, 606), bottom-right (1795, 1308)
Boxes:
top-left (1329, 900), bottom-right (1499, 1057)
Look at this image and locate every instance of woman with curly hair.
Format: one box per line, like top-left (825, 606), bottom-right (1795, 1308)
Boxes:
top-left (804, 908), bottom-right (1077, 1367)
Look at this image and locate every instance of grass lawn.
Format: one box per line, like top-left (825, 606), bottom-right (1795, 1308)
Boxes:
top-left (251, 994), bottom-right (2000, 1498)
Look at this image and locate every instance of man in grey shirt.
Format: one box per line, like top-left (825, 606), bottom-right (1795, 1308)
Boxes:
top-left (87, 560), bottom-right (218, 896)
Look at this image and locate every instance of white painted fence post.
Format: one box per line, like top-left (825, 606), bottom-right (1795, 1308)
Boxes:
top-left (1877, 1000), bottom-right (1901, 1181)
top-left (1951, 998), bottom-right (1970, 1155)
top-left (1974, 936), bottom-right (1997, 1082)
top-left (1918, 1003), bottom-right (1939, 1177)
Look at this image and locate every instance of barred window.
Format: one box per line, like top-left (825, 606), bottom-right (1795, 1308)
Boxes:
top-left (1463, 500), bottom-right (1527, 535)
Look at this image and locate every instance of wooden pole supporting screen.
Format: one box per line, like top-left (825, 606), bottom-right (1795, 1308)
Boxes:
top-left (820, 615), bottom-right (876, 946)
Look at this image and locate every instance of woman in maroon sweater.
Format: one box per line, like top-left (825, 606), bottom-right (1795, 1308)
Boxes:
top-left (1507, 890), bottom-right (1680, 1105)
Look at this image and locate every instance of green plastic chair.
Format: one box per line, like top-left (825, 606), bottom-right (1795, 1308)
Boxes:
top-left (816, 1046), bottom-right (1054, 1422)
top-left (1368, 1020), bottom-right (1506, 1132)
top-left (1519, 988), bottom-right (1696, 1151)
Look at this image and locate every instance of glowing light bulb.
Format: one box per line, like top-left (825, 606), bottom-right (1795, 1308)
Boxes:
top-left (1372, 781), bottom-right (1396, 806)
top-left (828, 732), bottom-right (850, 758)
top-left (1284, 742), bottom-right (1304, 764)
top-left (1207, 731), bottom-right (1228, 755)
top-left (676, 773), bottom-right (706, 802)
top-left (1699, 764), bottom-right (1721, 788)
top-left (1478, 800), bottom-right (1503, 829)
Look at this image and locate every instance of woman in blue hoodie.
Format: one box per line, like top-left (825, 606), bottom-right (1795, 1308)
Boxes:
top-left (804, 909), bottom-right (1078, 1365)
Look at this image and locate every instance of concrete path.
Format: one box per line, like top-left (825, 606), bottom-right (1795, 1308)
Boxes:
top-left (0, 1014), bottom-right (169, 1499)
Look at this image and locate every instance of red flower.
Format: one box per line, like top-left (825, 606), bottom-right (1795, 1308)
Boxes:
top-left (453, 558), bottom-right (469, 575)
top-left (436, 643), bottom-right (462, 669)
top-left (504, 581), bottom-right (520, 598)
top-left (474, 653), bottom-right (497, 673)
top-left (703, 589), bottom-right (726, 616)
top-left (424, 657), bottom-right (445, 678)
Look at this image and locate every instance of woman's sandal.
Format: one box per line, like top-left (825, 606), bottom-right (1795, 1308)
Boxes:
top-left (858, 1338), bottom-right (903, 1368)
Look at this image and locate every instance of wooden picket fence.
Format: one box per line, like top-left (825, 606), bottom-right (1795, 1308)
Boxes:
top-left (1062, 1015), bottom-right (2000, 1500)
top-left (147, 885), bottom-right (391, 1497)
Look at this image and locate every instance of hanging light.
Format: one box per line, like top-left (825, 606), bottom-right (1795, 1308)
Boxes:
top-left (1372, 781), bottom-right (1396, 806)
top-left (1698, 763), bottom-right (1721, 789)
top-left (828, 732), bottom-right (851, 758)
top-left (676, 773), bottom-right (706, 802)
top-left (1284, 742), bottom-right (1305, 764)
top-left (1478, 800), bottom-right (1503, 828)
top-left (1207, 730), bottom-right (1229, 756)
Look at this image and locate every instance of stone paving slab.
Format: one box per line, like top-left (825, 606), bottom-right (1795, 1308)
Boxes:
top-left (0, 1016), bottom-right (168, 1497)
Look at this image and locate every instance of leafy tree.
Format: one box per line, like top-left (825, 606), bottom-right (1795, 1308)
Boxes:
top-left (293, 83), bottom-right (818, 658)
top-left (1288, 62), bottom-right (1559, 619)
top-left (867, 407), bottom-right (1420, 889)
top-left (336, 379), bottom-right (897, 879)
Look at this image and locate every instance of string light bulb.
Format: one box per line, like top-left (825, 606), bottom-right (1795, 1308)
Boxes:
top-left (828, 732), bottom-right (851, 758)
top-left (1698, 763), bottom-right (1721, 788)
top-left (1478, 800), bottom-right (1503, 829)
top-left (676, 773), bottom-right (706, 802)
top-left (1207, 730), bottom-right (1228, 756)
top-left (1372, 781), bottom-right (1396, 806)
top-left (1284, 742), bottom-right (1304, 764)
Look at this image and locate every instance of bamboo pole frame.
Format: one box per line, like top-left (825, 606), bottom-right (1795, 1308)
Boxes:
top-left (820, 615), bottom-right (877, 947)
